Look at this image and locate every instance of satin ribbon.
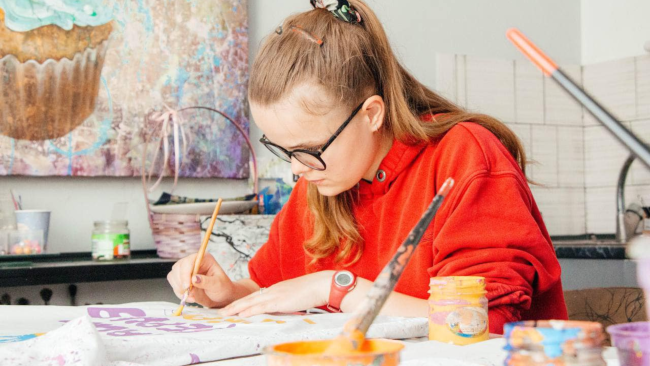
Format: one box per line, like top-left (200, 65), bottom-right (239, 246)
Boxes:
top-left (145, 105), bottom-right (259, 195)
top-left (147, 104), bottom-right (188, 193)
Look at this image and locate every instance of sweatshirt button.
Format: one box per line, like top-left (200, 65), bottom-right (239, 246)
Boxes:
top-left (376, 170), bottom-right (386, 182)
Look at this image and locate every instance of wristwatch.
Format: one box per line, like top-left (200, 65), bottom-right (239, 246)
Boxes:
top-left (327, 270), bottom-right (357, 312)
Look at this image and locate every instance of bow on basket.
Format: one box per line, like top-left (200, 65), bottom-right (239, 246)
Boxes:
top-left (140, 105), bottom-right (259, 226)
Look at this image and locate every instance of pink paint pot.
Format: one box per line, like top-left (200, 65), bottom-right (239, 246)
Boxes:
top-left (637, 259), bottom-right (650, 321)
top-left (607, 322), bottom-right (650, 366)
top-left (263, 339), bottom-right (404, 366)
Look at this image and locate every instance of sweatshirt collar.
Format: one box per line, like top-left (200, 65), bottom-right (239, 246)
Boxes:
top-left (357, 138), bottom-right (426, 196)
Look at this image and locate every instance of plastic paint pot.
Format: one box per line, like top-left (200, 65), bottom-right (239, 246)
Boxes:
top-left (640, 258), bottom-right (650, 322)
top-left (504, 320), bottom-right (606, 366)
top-left (428, 276), bottom-right (489, 345)
top-left (607, 322), bottom-right (650, 366)
top-left (264, 339), bottom-right (404, 366)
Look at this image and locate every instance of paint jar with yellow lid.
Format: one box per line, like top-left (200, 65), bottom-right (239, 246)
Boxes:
top-left (428, 276), bottom-right (489, 345)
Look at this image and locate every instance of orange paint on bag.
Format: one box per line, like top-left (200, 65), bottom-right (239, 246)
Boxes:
top-left (264, 339), bottom-right (403, 366)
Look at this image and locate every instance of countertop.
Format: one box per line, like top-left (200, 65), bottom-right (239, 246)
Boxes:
top-left (0, 235), bottom-right (631, 287)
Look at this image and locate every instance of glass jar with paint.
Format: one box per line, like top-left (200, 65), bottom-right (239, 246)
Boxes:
top-left (607, 321), bottom-right (650, 366)
top-left (504, 320), bottom-right (606, 366)
top-left (428, 276), bottom-right (489, 345)
top-left (92, 220), bottom-right (130, 261)
top-left (628, 218), bottom-right (650, 322)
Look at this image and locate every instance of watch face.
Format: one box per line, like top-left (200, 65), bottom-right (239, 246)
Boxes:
top-left (335, 271), bottom-right (353, 286)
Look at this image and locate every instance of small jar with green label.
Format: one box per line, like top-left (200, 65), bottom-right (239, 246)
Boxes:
top-left (92, 220), bottom-right (130, 261)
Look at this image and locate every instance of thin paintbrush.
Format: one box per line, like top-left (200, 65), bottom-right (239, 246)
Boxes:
top-left (325, 178), bottom-right (455, 354)
top-left (172, 198), bottom-right (223, 316)
top-left (506, 28), bottom-right (650, 170)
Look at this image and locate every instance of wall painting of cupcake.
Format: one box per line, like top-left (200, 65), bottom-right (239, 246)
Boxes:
top-left (0, 0), bottom-right (249, 178)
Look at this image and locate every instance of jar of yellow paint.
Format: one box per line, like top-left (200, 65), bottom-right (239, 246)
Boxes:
top-left (428, 276), bottom-right (489, 345)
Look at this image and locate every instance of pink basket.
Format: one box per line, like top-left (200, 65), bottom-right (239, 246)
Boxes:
top-left (141, 106), bottom-right (258, 259)
top-left (150, 213), bottom-right (202, 259)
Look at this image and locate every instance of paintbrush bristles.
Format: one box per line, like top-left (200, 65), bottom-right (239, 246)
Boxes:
top-left (172, 305), bottom-right (184, 317)
top-left (172, 290), bottom-right (189, 316)
top-left (173, 198), bottom-right (224, 316)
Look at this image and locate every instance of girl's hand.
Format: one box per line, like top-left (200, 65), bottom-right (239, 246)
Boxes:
top-left (167, 253), bottom-right (235, 308)
top-left (219, 271), bottom-right (334, 317)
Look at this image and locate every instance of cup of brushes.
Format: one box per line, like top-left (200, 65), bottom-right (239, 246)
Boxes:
top-left (263, 178), bottom-right (454, 366)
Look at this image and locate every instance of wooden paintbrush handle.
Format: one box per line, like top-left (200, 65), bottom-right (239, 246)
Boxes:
top-left (191, 198), bottom-right (224, 278)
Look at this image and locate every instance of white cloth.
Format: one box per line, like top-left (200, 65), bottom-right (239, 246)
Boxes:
top-left (0, 302), bottom-right (427, 366)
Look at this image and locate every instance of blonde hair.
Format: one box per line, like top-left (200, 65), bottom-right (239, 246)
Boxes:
top-left (249, 1), bottom-right (527, 265)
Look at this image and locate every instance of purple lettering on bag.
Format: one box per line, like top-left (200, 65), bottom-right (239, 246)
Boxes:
top-left (87, 308), bottom-right (147, 319)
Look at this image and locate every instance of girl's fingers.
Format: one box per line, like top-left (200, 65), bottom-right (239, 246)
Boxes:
top-left (220, 291), bottom-right (263, 316)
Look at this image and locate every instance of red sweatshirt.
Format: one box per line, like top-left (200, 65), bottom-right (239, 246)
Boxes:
top-left (248, 122), bottom-right (568, 333)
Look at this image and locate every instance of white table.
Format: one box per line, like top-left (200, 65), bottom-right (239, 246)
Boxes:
top-left (200, 338), bottom-right (621, 366)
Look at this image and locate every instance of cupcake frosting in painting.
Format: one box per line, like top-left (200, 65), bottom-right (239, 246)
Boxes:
top-left (0, 0), bottom-right (114, 141)
top-left (0, 0), bottom-right (113, 32)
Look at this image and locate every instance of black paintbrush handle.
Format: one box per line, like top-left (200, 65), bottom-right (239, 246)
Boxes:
top-left (339, 178), bottom-right (455, 346)
top-left (69, 284), bottom-right (77, 306)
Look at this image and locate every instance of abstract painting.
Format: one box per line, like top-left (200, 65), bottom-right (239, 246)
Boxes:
top-left (0, 0), bottom-right (249, 177)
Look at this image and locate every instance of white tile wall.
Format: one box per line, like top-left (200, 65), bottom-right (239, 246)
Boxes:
top-left (558, 126), bottom-right (585, 188)
top-left (627, 184), bottom-right (650, 210)
top-left (514, 60), bottom-right (544, 124)
top-left (530, 186), bottom-right (586, 235)
top-left (531, 125), bottom-right (558, 187)
top-left (586, 184), bottom-right (650, 234)
top-left (583, 58), bottom-right (636, 126)
top-left (630, 120), bottom-right (650, 185)
top-left (545, 65), bottom-right (583, 126)
top-left (585, 186), bottom-right (616, 234)
top-left (465, 56), bottom-right (515, 122)
top-left (636, 55), bottom-right (650, 120)
top-left (584, 125), bottom-right (630, 188)
top-left (505, 123), bottom-right (532, 158)
top-left (435, 53), bottom-right (650, 236)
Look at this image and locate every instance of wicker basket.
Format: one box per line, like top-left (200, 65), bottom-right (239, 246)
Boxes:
top-left (149, 213), bottom-right (202, 259)
top-left (141, 106), bottom-right (258, 259)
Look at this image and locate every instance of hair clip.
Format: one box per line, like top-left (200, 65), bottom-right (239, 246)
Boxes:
top-left (310, 0), bottom-right (362, 24)
top-left (288, 25), bottom-right (324, 46)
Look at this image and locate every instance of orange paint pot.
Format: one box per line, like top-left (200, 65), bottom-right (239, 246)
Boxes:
top-left (264, 339), bottom-right (404, 366)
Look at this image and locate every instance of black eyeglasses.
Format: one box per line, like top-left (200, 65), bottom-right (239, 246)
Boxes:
top-left (259, 101), bottom-right (365, 171)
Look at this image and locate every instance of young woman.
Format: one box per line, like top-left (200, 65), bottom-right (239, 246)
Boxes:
top-left (167, 0), bottom-right (567, 333)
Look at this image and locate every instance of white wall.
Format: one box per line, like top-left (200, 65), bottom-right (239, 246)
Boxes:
top-left (250, 0), bottom-right (582, 97)
top-left (581, 0), bottom-right (650, 65)
top-left (0, 176), bottom-right (252, 253)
